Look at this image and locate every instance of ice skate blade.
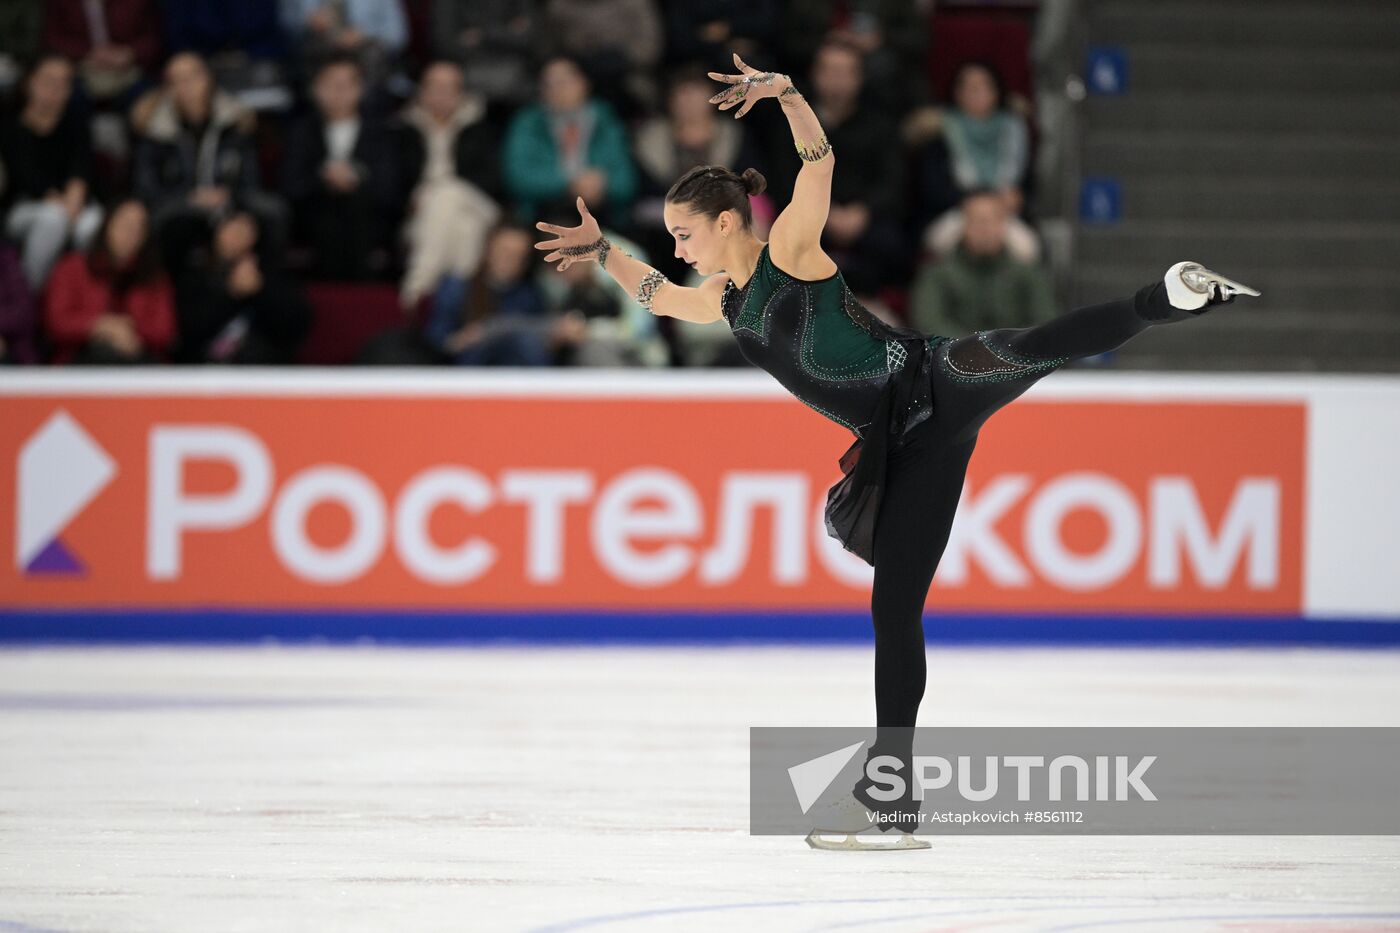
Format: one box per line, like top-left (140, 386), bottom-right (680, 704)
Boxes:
top-left (1179, 262), bottom-right (1261, 300)
top-left (804, 829), bottom-right (931, 851)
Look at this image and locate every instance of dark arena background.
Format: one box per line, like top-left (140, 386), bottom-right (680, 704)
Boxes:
top-left (2, 1), bottom-right (1398, 930)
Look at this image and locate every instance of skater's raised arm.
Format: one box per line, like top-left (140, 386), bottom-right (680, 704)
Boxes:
top-left (534, 197), bottom-right (724, 324)
top-left (708, 52), bottom-right (835, 277)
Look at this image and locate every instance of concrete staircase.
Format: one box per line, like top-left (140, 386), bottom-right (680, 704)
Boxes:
top-left (1072, 0), bottom-right (1400, 371)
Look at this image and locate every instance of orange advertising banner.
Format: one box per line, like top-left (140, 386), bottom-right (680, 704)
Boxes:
top-left (2, 388), bottom-right (1304, 613)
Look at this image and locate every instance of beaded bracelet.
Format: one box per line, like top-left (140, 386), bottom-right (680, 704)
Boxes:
top-left (634, 269), bottom-right (668, 311)
top-left (560, 235), bottom-right (611, 267)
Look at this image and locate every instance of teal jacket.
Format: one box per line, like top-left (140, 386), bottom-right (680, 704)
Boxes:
top-left (502, 99), bottom-right (637, 221)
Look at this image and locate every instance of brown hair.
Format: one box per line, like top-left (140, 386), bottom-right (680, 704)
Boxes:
top-left (86, 199), bottom-right (161, 288)
top-left (665, 164), bottom-right (766, 229)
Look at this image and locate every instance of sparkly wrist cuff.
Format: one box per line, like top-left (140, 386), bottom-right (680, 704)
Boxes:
top-left (634, 269), bottom-right (668, 311)
top-left (796, 133), bottom-right (833, 163)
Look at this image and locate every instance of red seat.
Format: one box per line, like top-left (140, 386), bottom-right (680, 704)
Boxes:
top-left (927, 7), bottom-right (1036, 105)
top-left (298, 282), bottom-right (404, 364)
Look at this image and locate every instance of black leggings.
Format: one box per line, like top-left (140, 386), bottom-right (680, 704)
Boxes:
top-left (852, 281), bottom-right (1189, 824)
top-left (868, 281), bottom-right (1179, 733)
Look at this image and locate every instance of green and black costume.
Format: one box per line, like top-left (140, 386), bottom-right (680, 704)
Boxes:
top-left (721, 243), bottom-right (1207, 829)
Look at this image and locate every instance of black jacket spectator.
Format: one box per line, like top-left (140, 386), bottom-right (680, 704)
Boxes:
top-left (1, 55), bottom-right (104, 290)
top-left (173, 212), bottom-right (310, 364)
top-left (0, 103), bottom-right (94, 212)
top-left (764, 40), bottom-right (906, 294)
top-left (283, 111), bottom-right (401, 278)
top-left (282, 56), bottom-right (401, 279)
top-left (131, 52), bottom-right (287, 278)
top-left (131, 86), bottom-right (261, 213)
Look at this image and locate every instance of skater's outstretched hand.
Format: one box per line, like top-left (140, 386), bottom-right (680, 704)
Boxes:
top-left (534, 196), bottom-right (604, 271)
top-left (708, 52), bottom-right (791, 119)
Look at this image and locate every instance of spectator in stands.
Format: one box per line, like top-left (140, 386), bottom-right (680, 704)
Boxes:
top-left (0, 243), bottom-right (39, 364)
top-left (540, 0), bottom-right (662, 118)
top-left (765, 37), bottom-right (905, 296)
top-left (631, 69), bottom-right (768, 283)
top-left (546, 254), bottom-right (673, 367)
top-left (41, 0), bottom-right (161, 104)
top-left (908, 189), bottom-right (1056, 338)
top-left (430, 0), bottom-right (539, 111)
top-left (663, 2), bottom-right (780, 70)
top-left (43, 198), bottom-right (175, 364)
top-left (131, 51), bottom-right (286, 280)
top-left (425, 222), bottom-right (584, 366)
top-left (502, 55), bottom-right (636, 231)
top-left (282, 53), bottom-right (400, 280)
top-left (163, 1), bottom-right (288, 109)
top-left (173, 211), bottom-right (310, 363)
top-left (280, 0), bottom-right (407, 92)
top-left (784, 0), bottom-right (927, 112)
top-left (0, 54), bottom-right (103, 290)
top-left (916, 59), bottom-right (1039, 263)
top-left (397, 59), bottom-right (502, 308)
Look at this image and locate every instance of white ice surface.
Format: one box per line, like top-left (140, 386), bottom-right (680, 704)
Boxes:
top-left (1, 645), bottom-right (1397, 933)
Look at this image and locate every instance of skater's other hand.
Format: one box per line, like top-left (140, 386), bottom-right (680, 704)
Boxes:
top-left (708, 52), bottom-right (788, 119)
top-left (534, 196), bottom-right (603, 271)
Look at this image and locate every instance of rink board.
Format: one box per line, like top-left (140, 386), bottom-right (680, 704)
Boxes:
top-left (2, 370), bottom-right (1398, 643)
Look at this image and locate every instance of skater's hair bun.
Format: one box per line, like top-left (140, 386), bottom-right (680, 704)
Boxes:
top-left (666, 164), bottom-right (764, 229)
top-left (740, 167), bottom-right (767, 196)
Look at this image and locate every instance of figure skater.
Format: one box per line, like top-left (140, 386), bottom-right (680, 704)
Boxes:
top-left (533, 53), bottom-right (1259, 851)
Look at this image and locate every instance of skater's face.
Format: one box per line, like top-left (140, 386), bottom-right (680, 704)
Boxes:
top-left (662, 202), bottom-right (729, 275)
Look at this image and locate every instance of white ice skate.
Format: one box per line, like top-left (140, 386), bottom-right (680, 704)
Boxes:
top-left (1165, 261), bottom-right (1261, 312)
top-left (802, 791), bottom-right (931, 852)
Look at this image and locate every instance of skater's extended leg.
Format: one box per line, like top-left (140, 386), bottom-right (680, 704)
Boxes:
top-left (933, 262), bottom-right (1264, 436)
top-left (1002, 260), bottom-right (1262, 363)
top-left (1001, 288), bottom-right (1153, 362)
